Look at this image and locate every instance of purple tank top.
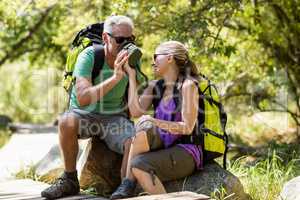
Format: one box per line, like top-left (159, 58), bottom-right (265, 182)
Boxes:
top-left (154, 98), bottom-right (203, 170)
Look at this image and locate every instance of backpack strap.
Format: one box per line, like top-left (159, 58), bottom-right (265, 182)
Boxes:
top-left (174, 79), bottom-right (204, 146)
top-left (92, 43), bottom-right (105, 85)
top-left (195, 81), bottom-right (206, 148)
top-left (152, 79), bottom-right (165, 115)
top-left (169, 77), bottom-right (228, 169)
top-left (171, 78), bottom-right (183, 121)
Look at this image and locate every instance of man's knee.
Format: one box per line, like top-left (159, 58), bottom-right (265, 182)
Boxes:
top-left (58, 113), bottom-right (79, 137)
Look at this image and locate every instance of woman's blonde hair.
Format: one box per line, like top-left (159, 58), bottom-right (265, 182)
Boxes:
top-left (156, 41), bottom-right (199, 79)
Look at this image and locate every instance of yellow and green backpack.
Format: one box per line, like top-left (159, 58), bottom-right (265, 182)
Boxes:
top-left (63, 23), bottom-right (105, 97)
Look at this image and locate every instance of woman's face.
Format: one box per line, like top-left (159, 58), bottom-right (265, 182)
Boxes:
top-left (152, 48), bottom-right (171, 77)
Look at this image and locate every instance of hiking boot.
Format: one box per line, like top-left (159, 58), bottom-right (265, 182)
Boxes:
top-left (110, 178), bottom-right (136, 200)
top-left (41, 172), bottom-right (80, 199)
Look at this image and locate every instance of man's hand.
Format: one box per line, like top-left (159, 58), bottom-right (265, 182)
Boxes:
top-left (113, 50), bottom-right (128, 81)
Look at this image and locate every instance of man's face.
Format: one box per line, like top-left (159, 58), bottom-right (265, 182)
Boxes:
top-left (103, 24), bottom-right (133, 58)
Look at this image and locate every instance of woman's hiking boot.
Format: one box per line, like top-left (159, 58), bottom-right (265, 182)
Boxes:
top-left (110, 178), bottom-right (136, 200)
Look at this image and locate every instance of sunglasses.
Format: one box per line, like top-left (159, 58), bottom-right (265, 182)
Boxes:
top-left (153, 53), bottom-right (169, 61)
top-left (107, 32), bottom-right (136, 44)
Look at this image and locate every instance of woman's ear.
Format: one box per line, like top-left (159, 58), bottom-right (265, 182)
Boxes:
top-left (167, 55), bottom-right (174, 63)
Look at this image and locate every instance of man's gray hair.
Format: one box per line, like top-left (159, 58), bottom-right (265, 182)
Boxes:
top-left (104, 15), bottom-right (134, 33)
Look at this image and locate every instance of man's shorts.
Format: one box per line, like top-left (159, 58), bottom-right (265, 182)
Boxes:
top-left (63, 109), bottom-right (135, 154)
top-left (130, 123), bottom-right (196, 182)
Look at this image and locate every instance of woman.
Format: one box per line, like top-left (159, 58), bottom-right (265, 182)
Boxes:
top-left (111, 41), bottom-right (203, 199)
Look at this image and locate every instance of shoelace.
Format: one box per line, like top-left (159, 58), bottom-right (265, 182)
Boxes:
top-left (50, 177), bottom-right (69, 192)
top-left (117, 181), bottom-right (131, 193)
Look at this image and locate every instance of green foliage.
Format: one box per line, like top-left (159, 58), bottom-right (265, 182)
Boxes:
top-left (0, 62), bottom-right (66, 123)
top-left (14, 165), bottom-right (40, 181)
top-left (229, 151), bottom-right (300, 200)
top-left (0, 129), bottom-right (11, 149)
top-left (222, 0), bottom-right (300, 126)
top-left (82, 187), bottom-right (98, 196)
top-left (0, 1), bottom-right (67, 68)
top-left (211, 187), bottom-right (233, 200)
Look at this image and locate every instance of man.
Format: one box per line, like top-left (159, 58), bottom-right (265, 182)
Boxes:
top-left (41, 15), bottom-right (144, 199)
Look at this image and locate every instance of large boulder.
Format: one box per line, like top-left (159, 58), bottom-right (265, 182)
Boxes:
top-left (279, 176), bottom-right (300, 200)
top-left (37, 137), bottom-right (250, 199)
top-left (78, 137), bottom-right (122, 197)
top-left (77, 138), bottom-right (249, 199)
top-left (0, 133), bottom-right (58, 180)
top-left (35, 140), bottom-right (89, 183)
top-left (36, 137), bottom-right (122, 198)
top-left (162, 162), bottom-right (250, 200)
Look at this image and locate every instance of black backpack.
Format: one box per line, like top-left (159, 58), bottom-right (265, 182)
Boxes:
top-left (63, 23), bottom-right (106, 95)
top-left (63, 22), bottom-right (147, 111)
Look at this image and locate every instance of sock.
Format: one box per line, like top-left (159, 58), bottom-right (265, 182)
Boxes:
top-left (64, 170), bottom-right (78, 181)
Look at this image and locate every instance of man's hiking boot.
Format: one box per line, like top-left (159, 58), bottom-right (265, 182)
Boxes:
top-left (110, 178), bottom-right (136, 200)
top-left (41, 172), bottom-right (80, 199)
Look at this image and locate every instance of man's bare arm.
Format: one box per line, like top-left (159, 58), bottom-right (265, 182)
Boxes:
top-left (75, 76), bottom-right (121, 106)
top-left (76, 51), bottom-right (128, 106)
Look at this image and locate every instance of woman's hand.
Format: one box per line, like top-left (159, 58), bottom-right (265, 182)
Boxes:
top-left (113, 50), bottom-right (128, 81)
top-left (123, 61), bottom-right (136, 79)
top-left (137, 115), bottom-right (154, 123)
top-left (135, 115), bottom-right (155, 132)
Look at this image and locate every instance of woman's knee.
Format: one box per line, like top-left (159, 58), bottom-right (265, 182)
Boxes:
top-left (131, 131), bottom-right (148, 145)
top-left (130, 154), bottom-right (151, 172)
top-left (131, 165), bottom-right (156, 185)
top-left (131, 167), bottom-right (146, 178)
top-left (124, 137), bottom-right (132, 148)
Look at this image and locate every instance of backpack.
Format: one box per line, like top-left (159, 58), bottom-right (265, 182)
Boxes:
top-left (152, 75), bottom-right (229, 169)
top-left (63, 22), bottom-right (148, 110)
top-left (63, 23), bottom-right (105, 98)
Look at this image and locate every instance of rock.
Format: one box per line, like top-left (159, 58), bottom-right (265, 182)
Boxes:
top-left (35, 140), bottom-right (89, 183)
top-left (78, 137), bottom-right (122, 198)
top-left (279, 176), bottom-right (300, 200)
top-left (77, 137), bottom-right (249, 199)
top-left (35, 144), bottom-right (63, 176)
top-left (36, 137), bottom-right (122, 198)
top-left (37, 137), bottom-right (249, 200)
top-left (161, 161), bottom-right (251, 200)
top-left (0, 133), bottom-right (58, 180)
